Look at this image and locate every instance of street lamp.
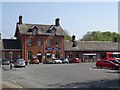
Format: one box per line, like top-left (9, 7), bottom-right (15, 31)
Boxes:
top-left (9, 52), bottom-right (13, 69)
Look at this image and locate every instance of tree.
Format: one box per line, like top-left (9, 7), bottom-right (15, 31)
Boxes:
top-left (80, 31), bottom-right (120, 42)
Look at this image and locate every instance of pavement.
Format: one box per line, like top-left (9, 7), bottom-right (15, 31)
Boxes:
top-left (0, 81), bottom-right (25, 90)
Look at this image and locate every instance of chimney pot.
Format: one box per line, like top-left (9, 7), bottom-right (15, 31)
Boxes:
top-left (55, 18), bottom-right (60, 26)
top-left (19, 15), bottom-right (22, 24)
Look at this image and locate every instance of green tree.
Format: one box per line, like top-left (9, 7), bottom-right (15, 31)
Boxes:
top-left (80, 31), bottom-right (120, 42)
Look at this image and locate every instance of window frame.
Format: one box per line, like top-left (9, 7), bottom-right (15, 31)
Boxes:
top-left (27, 38), bottom-right (32, 47)
top-left (28, 52), bottom-right (32, 60)
top-left (37, 39), bottom-right (42, 46)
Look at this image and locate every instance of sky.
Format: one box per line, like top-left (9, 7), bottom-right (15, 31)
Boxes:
top-left (1, 1), bottom-right (118, 40)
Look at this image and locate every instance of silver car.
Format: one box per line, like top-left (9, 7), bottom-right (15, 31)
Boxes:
top-left (14, 59), bottom-right (25, 67)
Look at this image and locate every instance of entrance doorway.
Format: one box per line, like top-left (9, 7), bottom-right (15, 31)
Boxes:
top-left (37, 53), bottom-right (42, 63)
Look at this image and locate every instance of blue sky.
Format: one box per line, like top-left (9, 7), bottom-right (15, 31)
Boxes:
top-left (1, 2), bottom-right (118, 40)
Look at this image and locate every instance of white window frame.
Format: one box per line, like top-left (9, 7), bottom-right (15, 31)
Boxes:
top-left (27, 38), bottom-right (32, 46)
top-left (38, 39), bottom-right (42, 46)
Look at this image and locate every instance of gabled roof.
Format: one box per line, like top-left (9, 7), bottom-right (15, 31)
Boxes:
top-left (2, 39), bottom-right (21, 50)
top-left (65, 40), bottom-right (119, 51)
top-left (16, 23), bottom-right (66, 36)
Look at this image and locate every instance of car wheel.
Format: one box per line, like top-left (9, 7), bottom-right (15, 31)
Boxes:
top-left (96, 66), bottom-right (101, 68)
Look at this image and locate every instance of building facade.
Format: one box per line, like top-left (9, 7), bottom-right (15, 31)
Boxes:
top-left (14, 16), bottom-right (66, 63)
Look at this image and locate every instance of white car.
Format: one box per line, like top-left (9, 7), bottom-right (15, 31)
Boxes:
top-left (14, 59), bottom-right (25, 67)
top-left (53, 59), bottom-right (62, 64)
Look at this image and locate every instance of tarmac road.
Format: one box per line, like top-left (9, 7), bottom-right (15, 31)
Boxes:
top-left (2, 63), bottom-right (120, 89)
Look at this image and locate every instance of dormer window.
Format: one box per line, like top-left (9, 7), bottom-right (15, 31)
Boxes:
top-left (32, 26), bottom-right (38, 35)
top-left (27, 26), bottom-right (38, 35)
top-left (46, 25), bottom-right (56, 35)
top-left (33, 28), bottom-right (37, 35)
top-left (51, 29), bottom-right (56, 36)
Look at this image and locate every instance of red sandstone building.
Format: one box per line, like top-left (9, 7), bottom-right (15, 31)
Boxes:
top-left (14, 16), bottom-right (66, 63)
top-left (1, 16), bottom-right (119, 62)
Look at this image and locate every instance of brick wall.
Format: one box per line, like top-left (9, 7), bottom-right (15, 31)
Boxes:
top-left (21, 34), bottom-right (64, 61)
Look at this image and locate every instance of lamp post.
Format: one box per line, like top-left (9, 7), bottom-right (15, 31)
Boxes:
top-left (9, 52), bottom-right (13, 69)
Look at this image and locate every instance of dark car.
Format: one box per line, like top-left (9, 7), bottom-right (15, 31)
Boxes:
top-left (96, 60), bottom-right (119, 69)
top-left (69, 58), bottom-right (81, 63)
top-left (2, 59), bottom-right (10, 65)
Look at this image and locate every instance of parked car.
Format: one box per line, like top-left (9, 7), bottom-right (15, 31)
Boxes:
top-left (60, 58), bottom-right (69, 63)
top-left (69, 58), bottom-right (81, 63)
top-left (2, 59), bottom-right (10, 65)
top-left (29, 58), bottom-right (39, 64)
top-left (96, 60), bottom-right (119, 69)
top-left (43, 59), bottom-right (54, 64)
top-left (14, 59), bottom-right (25, 67)
top-left (53, 58), bottom-right (62, 64)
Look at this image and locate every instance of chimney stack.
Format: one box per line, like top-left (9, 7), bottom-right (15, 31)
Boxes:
top-left (114, 37), bottom-right (117, 42)
top-left (19, 15), bottom-right (22, 24)
top-left (55, 18), bottom-right (60, 26)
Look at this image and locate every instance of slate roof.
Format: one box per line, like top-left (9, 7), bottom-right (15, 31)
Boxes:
top-left (1, 39), bottom-right (119, 51)
top-left (2, 39), bottom-right (21, 50)
top-left (64, 40), bottom-right (119, 51)
top-left (16, 24), bottom-right (66, 36)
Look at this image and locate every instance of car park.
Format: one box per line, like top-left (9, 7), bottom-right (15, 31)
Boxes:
top-left (14, 59), bottom-right (25, 67)
top-left (96, 60), bottom-right (119, 69)
top-left (69, 58), bottom-right (81, 63)
top-left (60, 58), bottom-right (69, 63)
